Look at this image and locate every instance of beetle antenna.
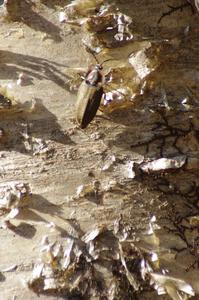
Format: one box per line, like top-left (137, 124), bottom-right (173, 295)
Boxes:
top-left (89, 51), bottom-right (100, 65)
top-left (92, 52), bottom-right (100, 64)
top-left (82, 43), bottom-right (100, 64)
top-left (91, 55), bottom-right (117, 67)
top-left (101, 58), bottom-right (117, 67)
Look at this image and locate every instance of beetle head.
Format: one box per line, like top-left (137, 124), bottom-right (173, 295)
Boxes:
top-left (95, 64), bottom-right (103, 70)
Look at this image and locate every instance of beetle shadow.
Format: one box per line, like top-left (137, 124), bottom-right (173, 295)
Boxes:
top-left (5, 0), bottom-right (62, 42)
top-left (0, 50), bottom-right (71, 91)
top-left (0, 97), bottom-right (75, 154)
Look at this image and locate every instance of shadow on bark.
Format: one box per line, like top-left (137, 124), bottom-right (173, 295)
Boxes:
top-left (0, 98), bottom-right (75, 154)
top-left (0, 50), bottom-right (71, 91)
top-left (5, 0), bottom-right (62, 42)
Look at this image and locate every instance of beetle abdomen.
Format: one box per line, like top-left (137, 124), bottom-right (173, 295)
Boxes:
top-left (76, 81), bottom-right (103, 129)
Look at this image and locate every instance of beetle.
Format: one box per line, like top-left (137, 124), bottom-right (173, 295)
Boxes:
top-left (76, 53), bottom-right (113, 129)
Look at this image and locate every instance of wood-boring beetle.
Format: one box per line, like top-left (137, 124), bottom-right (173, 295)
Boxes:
top-left (76, 53), bottom-right (113, 129)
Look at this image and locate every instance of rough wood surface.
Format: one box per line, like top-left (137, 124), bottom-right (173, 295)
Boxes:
top-left (0, 0), bottom-right (199, 299)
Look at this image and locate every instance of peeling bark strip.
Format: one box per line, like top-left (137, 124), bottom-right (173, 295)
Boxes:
top-left (140, 156), bottom-right (186, 172)
top-left (0, 0), bottom-right (199, 299)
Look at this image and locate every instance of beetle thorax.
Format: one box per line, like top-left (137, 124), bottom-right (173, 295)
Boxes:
top-left (85, 65), bottom-right (102, 87)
